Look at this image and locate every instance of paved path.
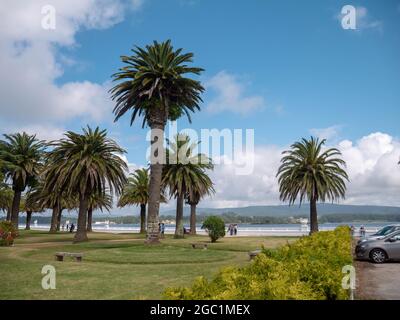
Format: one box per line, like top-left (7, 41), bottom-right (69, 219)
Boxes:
top-left (356, 261), bottom-right (400, 300)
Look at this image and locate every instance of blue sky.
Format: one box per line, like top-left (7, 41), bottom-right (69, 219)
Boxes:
top-left (1, 0), bottom-right (400, 207)
top-left (57, 0), bottom-right (400, 164)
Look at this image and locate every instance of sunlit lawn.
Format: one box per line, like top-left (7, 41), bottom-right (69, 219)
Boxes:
top-left (0, 230), bottom-right (296, 299)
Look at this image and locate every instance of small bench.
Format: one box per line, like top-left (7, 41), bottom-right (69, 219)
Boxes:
top-left (55, 252), bottom-right (83, 262)
top-left (248, 250), bottom-right (262, 260)
top-left (191, 243), bottom-right (208, 250)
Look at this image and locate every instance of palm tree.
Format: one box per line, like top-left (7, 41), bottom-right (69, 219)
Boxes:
top-left (0, 133), bottom-right (46, 228)
top-left (87, 192), bottom-right (113, 232)
top-left (110, 40), bottom-right (204, 243)
top-left (186, 177), bottom-right (214, 235)
top-left (118, 169), bottom-right (150, 234)
top-left (44, 127), bottom-right (127, 243)
top-left (276, 137), bottom-right (348, 234)
top-left (23, 186), bottom-right (45, 230)
top-left (162, 134), bottom-right (213, 238)
top-left (0, 186), bottom-right (13, 220)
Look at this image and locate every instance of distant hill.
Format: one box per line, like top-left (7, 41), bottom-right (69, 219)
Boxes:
top-left (161, 204), bottom-right (400, 217)
top-left (3, 203), bottom-right (399, 219)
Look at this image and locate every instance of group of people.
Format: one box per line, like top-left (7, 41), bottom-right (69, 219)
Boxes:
top-left (350, 225), bottom-right (366, 238)
top-left (61, 223), bottom-right (75, 233)
top-left (227, 224), bottom-right (238, 236)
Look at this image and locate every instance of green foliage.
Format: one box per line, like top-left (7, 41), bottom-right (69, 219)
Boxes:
top-left (110, 40), bottom-right (205, 127)
top-left (0, 132), bottom-right (46, 191)
top-left (0, 220), bottom-right (18, 246)
top-left (165, 226), bottom-right (352, 300)
top-left (162, 134), bottom-right (214, 201)
top-left (202, 216), bottom-right (226, 243)
top-left (277, 137), bottom-right (348, 205)
top-left (44, 126), bottom-right (127, 198)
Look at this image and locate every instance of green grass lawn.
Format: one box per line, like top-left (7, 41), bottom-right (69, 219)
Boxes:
top-left (0, 230), bottom-right (296, 299)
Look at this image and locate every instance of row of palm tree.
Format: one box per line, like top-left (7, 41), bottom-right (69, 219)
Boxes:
top-left (0, 128), bottom-right (128, 242)
top-left (0, 129), bottom-right (215, 242)
top-left (117, 134), bottom-right (215, 238)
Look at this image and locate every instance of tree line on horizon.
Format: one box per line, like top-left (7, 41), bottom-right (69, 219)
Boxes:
top-left (0, 39), bottom-right (369, 243)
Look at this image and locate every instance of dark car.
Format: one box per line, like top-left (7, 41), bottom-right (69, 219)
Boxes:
top-left (355, 230), bottom-right (400, 263)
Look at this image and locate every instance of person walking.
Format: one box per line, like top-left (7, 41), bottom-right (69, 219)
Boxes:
top-left (360, 225), bottom-right (365, 238)
top-left (161, 223), bottom-right (165, 238)
top-left (234, 224), bottom-right (238, 236)
top-left (70, 223), bottom-right (75, 233)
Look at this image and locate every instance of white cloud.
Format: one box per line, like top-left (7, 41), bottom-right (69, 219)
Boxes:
top-left (199, 132), bottom-right (400, 208)
top-left (355, 6), bottom-right (383, 31)
top-left (204, 71), bottom-right (265, 114)
top-left (0, 0), bottom-right (142, 132)
top-left (309, 125), bottom-right (342, 141)
top-left (3, 124), bottom-right (66, 142)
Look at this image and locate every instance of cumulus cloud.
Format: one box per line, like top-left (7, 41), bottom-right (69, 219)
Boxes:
top-left (0, 0), bottom-right (142, 130)
top-left (204, 71), bottom-right (265, 114)
top-left (199, 132), bottom-right (400, 208)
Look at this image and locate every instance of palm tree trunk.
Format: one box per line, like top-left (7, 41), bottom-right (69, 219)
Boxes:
top-left (146, 122), bottom-right (165, 244)
top-left (190, 203), bottom-right (197, 235)
top-left (56, 208), bottom-right (63, 231)
top-left (140, 203), bottom-right (146, 234)
top-left (25, 211), bottom-right (32, 230)
top-left (10, 189), bottom-right (22, 228)
top-left (87, 207), bottom-right (93, 232)
top-left (174, 194), bottom-right (184, 238)
top-left (310, 196), bottom-right (319, 234)
top-left (6, 208), bottom-right (11, 221)
top-left (49, 204), bottom-right (59, 233)
top-left (74, 195), bottom-right (89, 243)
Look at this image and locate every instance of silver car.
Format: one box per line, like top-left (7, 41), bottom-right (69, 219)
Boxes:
top-left (358, 224), bottom-right (400, 244)
top-left (355, 230), bottom-right (400, 263)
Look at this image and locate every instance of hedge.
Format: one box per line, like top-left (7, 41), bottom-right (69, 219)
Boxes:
top-left (165, 226), bottom-right (352, 300)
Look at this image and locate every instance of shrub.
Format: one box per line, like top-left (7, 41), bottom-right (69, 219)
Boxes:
top-left (0, 220), bottom-right (18, 246)
top-left (165, 226), bottom-right (352, 300)
top-left (201, 216), bottom-right (226, 243)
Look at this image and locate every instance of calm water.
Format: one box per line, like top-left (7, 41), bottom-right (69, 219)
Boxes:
top-left (27, 221), bottom-right (390, 236)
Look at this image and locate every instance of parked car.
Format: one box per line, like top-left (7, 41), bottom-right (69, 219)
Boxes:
top-left (358, 224), bottom-right (400, 244)
top-left (355, 230), bottom-right (400, 263)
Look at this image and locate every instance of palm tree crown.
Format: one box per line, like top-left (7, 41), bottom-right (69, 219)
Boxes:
top-left (118, 169), bottom-right (150, 207)
top-left (0, 132), bottom-right (46, 227)
top-left (44, 127), bottom-right (127, 197)
top-left (110, 39), bottom-right (204, 127)
top-left (276, 137), bottom-right (348, 233)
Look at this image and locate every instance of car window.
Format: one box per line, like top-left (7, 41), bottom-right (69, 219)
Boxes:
top-left (375, 226), bottom-right (393, 236)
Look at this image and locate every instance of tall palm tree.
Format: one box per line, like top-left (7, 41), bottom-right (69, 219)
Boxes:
top-left (44, 127), bottom-right (127, 243)
top-left (87, 192), bottom-right (113, 232)
top-left (276, 137), bottom-right (348, 234)
top-left (118, 169), bottom-right (150, 234)
top-left (110, 40), bottom-right (204, 243)
top-left (162, 134), bottom-right (213, 238)
top-left (0, 133), bottom-right (46, 228)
